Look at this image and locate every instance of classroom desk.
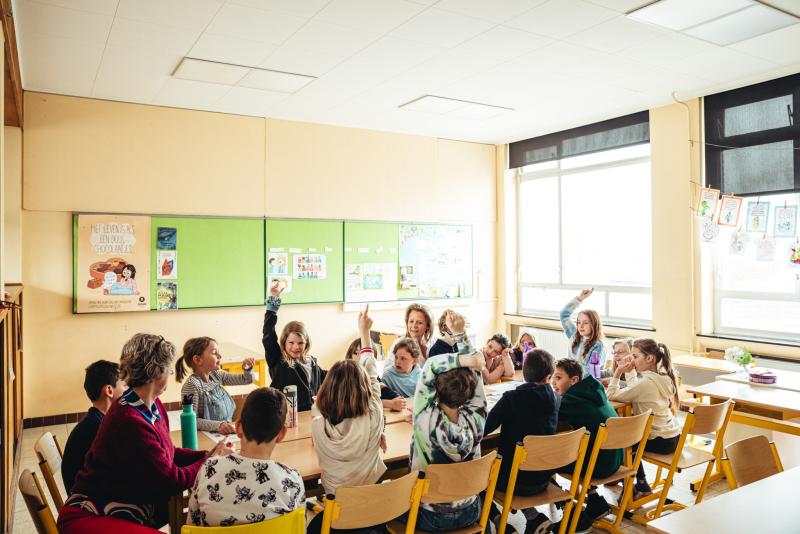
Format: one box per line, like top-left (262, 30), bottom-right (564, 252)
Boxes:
top-left (672, 354), bottom-right (739, 373)
top-left (716, 368), bottom-right (800, 393)
top-left (686, 380), bottom-right (800, 422)
top-left (647, 466), bottom-right (800, 534)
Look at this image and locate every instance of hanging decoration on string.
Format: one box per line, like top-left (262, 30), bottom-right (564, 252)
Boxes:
top-left (718, 194), bottom-right (743, 227)
top-left (696, 187), bottom-right (719, 218)
top-left (729, 229), bottom-right (748, 256)
top-left (755, 236), bottom-right (775, 262)
top-left (745, 199), bottom-right (769, 233)
top-left (774, 202), bottom-right (798, 238)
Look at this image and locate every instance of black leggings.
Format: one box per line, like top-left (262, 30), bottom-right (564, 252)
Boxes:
top-left (633, 435), bottom-right (680, 480)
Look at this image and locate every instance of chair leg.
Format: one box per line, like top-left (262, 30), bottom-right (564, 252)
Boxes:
top-left (650, 467), bottom-right (678, 519)
top-left (652, 466), bottom-right (663, 488)
top-left (694, 461), bottom-right (715, 503)
top-left (568, 484), bottom-right (591, 534)
top-left (720, 458), bottom-right (737, 490)
top-left (497, 503), bottom-right (510, 534)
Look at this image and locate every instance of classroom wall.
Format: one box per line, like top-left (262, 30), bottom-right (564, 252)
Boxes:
top-left (21, 92), bottom-right (497, 418)
top-left (4, 127), bottom-right (22, 284)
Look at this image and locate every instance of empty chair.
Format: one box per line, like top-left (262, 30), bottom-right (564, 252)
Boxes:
top-left (18, 469), bottom-right (58, 534)
top-left (34, 431), bottom-right (65, 511)
top-left (180, 507), bottom-right (305, 533)
top-left (725, 435), bottom-right (784, 488)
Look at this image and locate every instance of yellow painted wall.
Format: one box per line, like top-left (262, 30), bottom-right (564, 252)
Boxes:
top-left (21, 93), bottom-right (498, 418)
top-left (3, 127), bottom-right (21, 283)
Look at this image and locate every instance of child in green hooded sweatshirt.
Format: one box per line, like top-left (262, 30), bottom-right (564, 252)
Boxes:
top-left (552, 358), bottom-right (622, 532)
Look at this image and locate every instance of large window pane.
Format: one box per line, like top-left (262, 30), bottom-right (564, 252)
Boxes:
top-left (722, 141), bottom-right (794, 195)
top-left (519, 177), bottom-right (560, 284)
top-left (723, 95), bottom-right (793, 136)
top-left (719, 298), bottom-right (800, 337)
top-left (560, 162), bottom-right (652, 286)
top-left (609, 292), bottom-right (653, 321)
top-left (520, 287), bottom-right (577, 312)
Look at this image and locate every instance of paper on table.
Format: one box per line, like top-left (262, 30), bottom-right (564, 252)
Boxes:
top-left (202, 431), bottom-right (241, 444)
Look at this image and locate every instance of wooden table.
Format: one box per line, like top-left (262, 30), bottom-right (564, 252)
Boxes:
top-left (717, 368), bottom-right (800, 394)
top-left (647, 466), bottom-right (800, 534)
top-left (673, 355), bottom-right (739, 373)
top-left (686, 380), bottom-right (800, 422)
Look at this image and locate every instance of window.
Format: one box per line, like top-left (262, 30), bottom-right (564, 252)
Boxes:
top-left (516, 143), bottom-right (653, 327)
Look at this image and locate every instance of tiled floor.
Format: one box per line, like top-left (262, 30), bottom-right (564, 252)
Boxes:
top-left (12, 412), bottom-right (732, 534)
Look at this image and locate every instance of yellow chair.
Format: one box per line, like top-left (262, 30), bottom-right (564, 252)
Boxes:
top-left (630, 399), bottom-right (734, 522)
top-left (320, 470), bottom-right (426, 534)
top-left (388, 450), bottom-right (502, 534)
top-left (34, 431), bottom-right (65, 511)
top-left (725, 435), bottom-right (784, 488)
top-left (18, 469), bottom-right (58, 534)
top-left (180, 506), bottom-right (305, 533)
top-left (494, 428), bottom-right (591, 534)
top-left (220, 359), bottom-right (267, 387)
top-left (570, 412), bottom-right (654, 534)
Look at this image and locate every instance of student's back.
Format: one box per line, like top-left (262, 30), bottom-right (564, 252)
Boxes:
top-left (558, 375), bottom-right (622, 478)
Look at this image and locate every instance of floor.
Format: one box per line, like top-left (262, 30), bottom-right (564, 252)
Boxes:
top-left (12, 412), bottom-right (732, 534)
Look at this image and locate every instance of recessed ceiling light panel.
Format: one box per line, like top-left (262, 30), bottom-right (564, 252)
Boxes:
top-left (239, 69), bottom-right (315, 94)
top-left (400, 95), bottom-right (513, 117)
top-left (684, 3), bottom-right (799, 45)
top-left (173, 58), bottom-right (249, 85)
top-left (627, 0), bottom-right (751, 31)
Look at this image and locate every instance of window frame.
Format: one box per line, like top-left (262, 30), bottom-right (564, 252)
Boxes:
top-left (515, 146), bottom-right (653, 329)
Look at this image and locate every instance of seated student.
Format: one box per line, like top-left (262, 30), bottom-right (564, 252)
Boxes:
top-left (485, 349), bottom-right (558, 533)
top-left (176, 337), bottom-right (254, 433)
top-left (187, 387), bottom-right (305, 527)
top-left (381, 337), bottom-right (422, 398)
top-left (606, 339), bottom-right (681, 499)
top-left (560, 288), bottom-right (607, 379)
top-left (511, 331), bottom-right (537, 370)
top-left (345, 337), bottom-right (406, 412)
top-left (406, 310), bottom-right (486, 532)
top-left (481, 333), bottom-right (515, 384)
top-left (262, 283), bottom-right (326, 411)
top-left (62, 360), bottom-right (126, 495)
top-left (600, 338), bottom-right (637, 387)
top-left (428, 309), bottom-right (459, 357)
top-left (552, 358), bottom-right (623, 532)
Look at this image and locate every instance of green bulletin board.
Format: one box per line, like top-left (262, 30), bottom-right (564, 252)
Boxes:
top-left (150, 217), bottom-right (265, 309)
top-left (265, 219), bottom-right (344, 304)
top-left (343, 222), bottom-right (400, 302)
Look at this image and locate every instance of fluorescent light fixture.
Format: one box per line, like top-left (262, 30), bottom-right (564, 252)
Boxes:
top-left (238, 69), bottom-right (315, 94)
top-left (684, 3), bottom-right (799, 45)
top-left (400, 95), bottom-right (513, 117)
top-left (173, 58), bottom-right (249, 85)
top-left (627, 0), bottom-right (751, 31)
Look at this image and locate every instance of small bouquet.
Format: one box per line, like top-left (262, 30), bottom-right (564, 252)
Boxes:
top-left (724, 346), bottom-right (752, 371)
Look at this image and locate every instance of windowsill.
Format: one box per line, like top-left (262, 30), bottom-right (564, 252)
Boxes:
top-left (698, 333), bottom-right (800, 350)
top-left (505, 313), bottom-right (655, 332)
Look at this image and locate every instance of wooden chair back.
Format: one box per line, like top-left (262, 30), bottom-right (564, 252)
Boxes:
top-left (600, 411), bottom-right (653, 450)
top-left (18, 469), bottom-right (58, 534)
top-left (324, 470), bottom-right (424, 532)
top-left (687, 400), bottom-right (734, 435)
top-left (33, 432), bottom-right (65, 510)
top-left (423, 450), bottom-right (499, 504)
top-left (180, 506), bottom-right (305, 533)
top-left (725, 435), bottom-right (783, 488)
top-left (519, 427), bottom-right (588, 471)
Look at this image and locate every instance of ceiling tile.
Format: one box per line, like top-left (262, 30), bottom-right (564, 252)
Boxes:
top-left (390, 48), bottom-right (500, 90)
top-left (390, 8), bottom-right (495, 48)
top-left (92, 45), bottom-right (184, 102)
top-left (174, 58), bottom-right (249, 85)
top-left (761, 0), bottom-right (800, 17)
top-left (116, 0), bottom-right (224, 31)
top-left (283, 21), bottom-right (380, 57)
top-left (616, 32), bottom-right (718, 67)
top-left (206, 3), bottom-right (308, 44)
top-left (453, 25), bottom-right (553, 62)
top-left (16, 1), bottom-right (113, 44)
top-left (109, 18), bottom-right (199, 53)
top-left (260, 46), bottom-right (344, 77)
top-left (153, 77), bottom-right (231, 108)
top-left (190, 34), bottom-right (277, 67)
top-left (314, 0), bottom-right (426, 33)
top-left (506, 0), bottom-right (618, 39)
top-left (510, 41), bottom-right (608, 77)
top-left (436, 0), bottom-right (547, 23)
top-left (582, 0), bottom-right (651, 12)
top-left (17, 32), bottom-right (105, 94)
top-left (29, 0), bottom-right (119, 15)
top-left (227, 0), bottom-right (329, 18)
top-left (565, 15), bottom-right (667, 53)
top-left (239, 69), bottom-right (315, 93)
top-left (212, 86), bottom-right (288, 115)
top-left (730, 23), bottom-right (800, 65)
top-left (332, 37), bottom-right (444, 84)
top-left (674, 47), bottom-right (780, 82)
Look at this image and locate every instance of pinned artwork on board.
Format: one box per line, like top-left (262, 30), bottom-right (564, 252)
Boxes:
top-left (745, 201), bottom-right (769, 233)
top-left (774, 205), bottom-right (798, 238)
top-left (717, 195), bottom-right (743, 227)
top-left (755, 237), bottom-right (775, 262)
top-left (157, 282), bottom-right (177, 310)
top-left (697, 187), bottom-right (719, 218)
top-left (400, 265), bottom-right (417, 289)
top-left (791, 245), bottom-right (800, 267)
top-left (157, 250), bottom-right (177, 280)
top-left (267, 252), bottom-right (288, 275)
top-left (729, 231), bottom-right (748, 256)
top-left (269, 276), bottom-right (292, 293)
top-left (293, 254), bottom-right (326, 280)
top-left (157, 227), bottom-right (177, 250)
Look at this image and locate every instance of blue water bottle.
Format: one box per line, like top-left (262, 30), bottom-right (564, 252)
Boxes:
top-left (180, 394), bottom-right (198, 450)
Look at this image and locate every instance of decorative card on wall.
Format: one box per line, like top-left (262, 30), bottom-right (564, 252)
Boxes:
top-left (718, 195), bottom-right (743, 227)
top-left (745, 201), bottom-right (769, 233)
top-left (774, 205), bottom-right (798, 238)
top-left (697, 187), bottom-right (719, 218)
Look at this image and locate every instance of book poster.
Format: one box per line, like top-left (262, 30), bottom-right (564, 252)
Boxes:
top-left (157, 282), bottom-right (177, 310)
top-left (697, 187), bottom-right (719, 218)
top-left (775, 205), bottom-right (798, 238)
top-left (267, 252), bottom-right (288, 275)
top-left (293, 254), bottom-right (326, 280)
top-left (157, 227), bottom-right (177, 250)
top-left (269, 275), bottom-right (292, 293)
top-left (76, 214), bottom-right (151, 313)
top-left (717, 195), bottom-right (743, 227)
top-left (746, 201), bottom-right (769, 233)
top-left (157, 250), bottom-right (177, 280)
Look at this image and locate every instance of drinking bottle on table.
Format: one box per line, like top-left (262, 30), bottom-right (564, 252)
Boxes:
top-left (180, 393), bottom-right (198, 450)
top-left (284, 385), bottom-right (298, 428)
